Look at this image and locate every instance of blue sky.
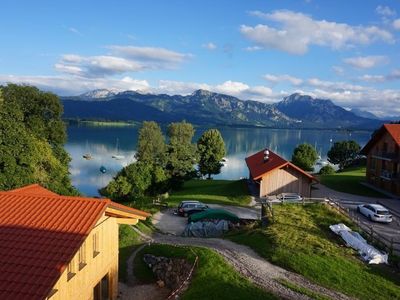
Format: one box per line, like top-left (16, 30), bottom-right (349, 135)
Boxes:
top-left (1, 0), bottom-right (400, 116)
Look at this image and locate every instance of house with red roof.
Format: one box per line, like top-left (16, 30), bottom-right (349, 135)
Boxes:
top-left (245, 148), bottom-right (316, 198)
top-left (0, 184), bottom-right (150, 300)
top-left (360, 124), bottom-right (400, 196)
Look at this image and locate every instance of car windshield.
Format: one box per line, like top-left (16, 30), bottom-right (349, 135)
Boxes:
top-left (376, 210), bottom-right (390, 215)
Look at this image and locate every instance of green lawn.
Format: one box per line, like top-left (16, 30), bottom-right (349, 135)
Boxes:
top-left (168, 179), bottom-right (251, 207)
top-left (118, 221), bottom-right (154, 282)
top-left (133, 244), bottom-right (278, 300)
top-left (227, 203), bottom-right (400, 300)
top-left (319, 166), bottom-right (387, 198)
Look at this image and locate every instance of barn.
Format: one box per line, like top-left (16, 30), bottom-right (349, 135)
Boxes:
top-left (245, 148), bottom-right (317, 198)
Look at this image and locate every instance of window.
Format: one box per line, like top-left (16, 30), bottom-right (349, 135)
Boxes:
top-left (93, 274), bottom-right (110, 300)
top-left (93, 232), bottom-right (100, 258)
top-left (78, 242), bottom-right (87, 270)
top-left (67, 258), bottom-right (76, 281)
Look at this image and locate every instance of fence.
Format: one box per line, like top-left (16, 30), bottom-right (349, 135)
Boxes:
top-left (326, 198), bottom-right (400, 256)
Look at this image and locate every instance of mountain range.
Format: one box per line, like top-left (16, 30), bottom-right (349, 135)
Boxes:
top-left (61, 89), bottom-right (385, 129)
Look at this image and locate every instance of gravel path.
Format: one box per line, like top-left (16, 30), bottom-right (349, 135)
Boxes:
top-left (132, 226), bottom-right (353, 300)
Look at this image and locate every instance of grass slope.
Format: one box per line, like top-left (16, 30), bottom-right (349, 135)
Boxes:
top-left (227, 203), bottom-right (400, 300)
top-left (168, 179), bottom-right (251, 206)
top-left (319, 166), bottom-right (387, 198)
top-left (133, 244), bottom-right (278, 300)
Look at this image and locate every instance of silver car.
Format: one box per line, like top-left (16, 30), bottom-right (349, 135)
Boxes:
top-left (357, 204), bottom-right (392, 223)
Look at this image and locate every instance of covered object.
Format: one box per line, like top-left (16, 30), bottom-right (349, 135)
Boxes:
top-left (188, 209), bottom-right (240, 223)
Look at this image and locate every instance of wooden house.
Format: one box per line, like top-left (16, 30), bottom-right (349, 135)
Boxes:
top-left (0, 184), bottom-right (150, 300)
top-left (245, 148), bottom-right (316, 198)
top-left (360, 124), bottom-right (400, 196)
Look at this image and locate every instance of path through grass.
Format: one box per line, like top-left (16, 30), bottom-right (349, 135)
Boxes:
top-left (227, 203), bottom-right (400, 300)
top-left (133, 244), bottom-right (278, 300)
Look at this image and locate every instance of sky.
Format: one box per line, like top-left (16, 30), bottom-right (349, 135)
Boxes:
top-left (1, 0), bottom-right (400, 117)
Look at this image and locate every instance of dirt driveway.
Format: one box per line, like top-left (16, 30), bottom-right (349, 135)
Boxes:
top-left (152, 205), bottom-right (260, 235)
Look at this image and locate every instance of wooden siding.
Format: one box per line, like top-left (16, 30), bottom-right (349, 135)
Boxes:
top-left (365, 131), bottom-right (400, 196)
top-left (48, 214), bottom-right (119, 300)
top-left (259, 166), bottom-right (311, 197)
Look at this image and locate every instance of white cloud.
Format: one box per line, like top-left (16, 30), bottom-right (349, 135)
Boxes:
top-left (332, 66), bottom-right (344, 75)
top-left (343, 55), bottom-right (388, 69)
top-left (264, 74), bottom-right (303, 85)
top-left (359, 69), bottom-right (400, 83)
top-left (0, 74), bottom-right (150, 95)
top-left (244, 46), bottom-right (262, 52)
top-left (241, 10), bottom-right (394, 54)
top-left (393, 19), bottom-right (400, 30)
top-left (376, 6), bottom-right (396, 17)
top-left (55, 45), bottom-right (192, 77)
top-left (202, 42), bottom-right (217, 50)
top-left (68, 27), bottom-right (83, 36)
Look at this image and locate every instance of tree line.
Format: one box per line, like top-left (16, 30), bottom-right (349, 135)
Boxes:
top-left (0, 84), bottom-right (76, 194)
top-left (291, 140), bottom-right (361, 173)
top-left (100, 121), bottom-right (226, 201)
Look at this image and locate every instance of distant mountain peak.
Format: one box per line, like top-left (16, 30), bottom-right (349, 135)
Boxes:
top-left (79, 89), bottom-right (118, 99)
top-left (192, 89), bottom-right (214, 97)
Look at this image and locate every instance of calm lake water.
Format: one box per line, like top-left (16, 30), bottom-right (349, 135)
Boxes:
top-left (66, 125), bottom-right (373, 196)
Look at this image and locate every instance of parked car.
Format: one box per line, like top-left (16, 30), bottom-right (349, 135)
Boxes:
top-left (177, 200), bottom-right (209, 217)
top-left (357, 204), bottom-right (392, 223)
top-left (277, 193), bottom-right (303, 202)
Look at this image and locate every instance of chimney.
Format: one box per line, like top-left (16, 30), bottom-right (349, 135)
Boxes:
top-left (263, 149), bottom-right (270, 162)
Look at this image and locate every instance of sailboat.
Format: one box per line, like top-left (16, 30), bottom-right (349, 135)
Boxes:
top-left (112, 138), bottom-right (125, 160)
top-left (83, 140), bottom-right (93, 160)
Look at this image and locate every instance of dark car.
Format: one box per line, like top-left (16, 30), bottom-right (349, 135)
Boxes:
top-left (177, 201), bottom-right (209, 217)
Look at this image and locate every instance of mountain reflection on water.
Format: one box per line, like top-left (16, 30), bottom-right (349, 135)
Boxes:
top-left (66, 125), bottom-right (372, 196)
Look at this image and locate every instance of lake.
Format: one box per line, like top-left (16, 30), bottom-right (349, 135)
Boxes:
top-left (66, 124), bottom-right (373, 196)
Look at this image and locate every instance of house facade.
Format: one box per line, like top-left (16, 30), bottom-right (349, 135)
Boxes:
top-left (246, 148), bottom-right (316, 198)
top-left (0, 184), bottom-right (149, 300)
top-left (360, 124), bottom-right (400, 196)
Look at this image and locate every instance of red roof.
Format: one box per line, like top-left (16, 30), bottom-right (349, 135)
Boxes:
top-left (0, 185), bottom-right (149, 299)
top-left (245, 148), bottom-right (316, 181)
top-left (361, 124), bottom-right (400, 154)
top-left (7, 184), bottom-right (59, 197)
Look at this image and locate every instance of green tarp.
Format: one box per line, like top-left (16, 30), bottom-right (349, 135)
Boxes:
top-left (188, 209), bottom-right (240, 223)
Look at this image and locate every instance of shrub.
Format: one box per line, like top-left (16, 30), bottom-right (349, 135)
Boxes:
top-left (319, 165), bottom-right (335, 175)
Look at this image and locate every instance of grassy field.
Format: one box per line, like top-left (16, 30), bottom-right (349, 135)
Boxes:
top-left (319, 166), bottom-right (387, 198)
top-left (118, 221), bottom-right (154, 282)
top-left (133, 244), bottom-right (278, 300)
top-left (168, 179), bottom-right (251, 207)
top-left (227, 203), bottom-right (400, 300)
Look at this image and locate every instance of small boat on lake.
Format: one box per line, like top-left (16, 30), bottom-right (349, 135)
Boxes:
top-left (100, 166), bottom-right (107, 174)
top-left (112, 138), bottom-right (125, 160)
top-left (83, 153), bottom-right (92, 160)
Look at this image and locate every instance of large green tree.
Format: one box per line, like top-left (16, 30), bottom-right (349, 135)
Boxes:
top-left (135, 121), bottom-right (167, 166)
top-left (327, 140), bottom-right (361, 170)
top-left (166, 121), bottom-right (197, 184)
top-left (197, 129), bottom-right (226, 179)
top-left (0, 84), bottom-right (75, 195)
top-left (291, 143), bottom-right (318, 171)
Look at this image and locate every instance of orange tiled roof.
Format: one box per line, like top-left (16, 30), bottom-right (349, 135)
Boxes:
top-left (361, 124), bottom-right (400, 154)
top-left (7, 184), bottom-right (59, 197)
top-left (245, 148), bottom-right (316, 181)
top-left (0, 185), bottom-right (148, 299)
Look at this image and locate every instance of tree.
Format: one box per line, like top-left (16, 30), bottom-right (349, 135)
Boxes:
top-left (291, 143), bottom-right (318, 171)
top-left (197, 129), bottom-right (226, 179)
top-left (327, 140), bottom-right (361, 170)
top-left (166, 121), bottom-right (197, 185)
top-left (0, 84), bottom-right (76, 195)
top-left (135, 121), bottom-right (166, 166)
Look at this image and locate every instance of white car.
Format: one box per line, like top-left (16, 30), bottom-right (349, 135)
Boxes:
top-left (357, 204), bottom-right (392, 223)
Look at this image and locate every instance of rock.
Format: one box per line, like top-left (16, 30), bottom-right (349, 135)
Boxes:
top-left (157, 280), bottom-right (165, 288)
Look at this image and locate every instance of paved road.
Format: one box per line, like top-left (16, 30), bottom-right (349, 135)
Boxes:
top-left (313, 184), bottom-right (400, 251)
